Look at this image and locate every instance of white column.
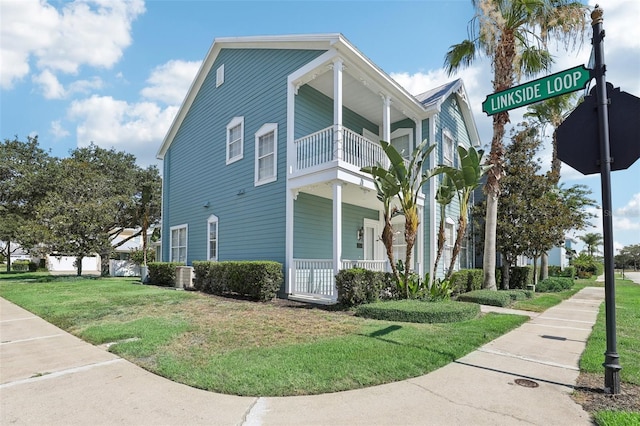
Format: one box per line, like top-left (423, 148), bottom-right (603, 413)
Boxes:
top-left (285, 188), bottom-right (295, 294)
top-left (333, 59), bottom-right (344, 161)
top-left (381, 95), bottom-right (391, 142)
top-left (332, 181), bottom-right (343, 283)
top-left (417, 205), bottom-right (424, 277)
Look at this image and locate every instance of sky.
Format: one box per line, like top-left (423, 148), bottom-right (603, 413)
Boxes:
top-left (1, 0), bottom-right (639, 254)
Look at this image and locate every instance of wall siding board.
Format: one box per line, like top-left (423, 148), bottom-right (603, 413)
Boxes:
top-left (293, 193), bottom-right (379, 260)
top-left (163, 48), bottom-right (325, 264)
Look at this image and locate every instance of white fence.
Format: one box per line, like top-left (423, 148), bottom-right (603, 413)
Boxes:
top-left (47, 255), bottom-right (100, 274)
top-left (109, 260), bottom-right (141, 277)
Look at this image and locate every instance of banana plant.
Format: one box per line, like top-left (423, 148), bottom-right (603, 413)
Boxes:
top-left (435, 146), bottom-right (492, 281)
top-left (432, 173), bottom-right (457, 283)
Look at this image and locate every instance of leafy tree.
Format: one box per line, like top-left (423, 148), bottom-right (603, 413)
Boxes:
top-left (34, 144), bottom-right (161, 275)
top-left (363, 140), bottom-right (437, 298)
top-left (444, 0), bottom-right (587, 290)
top-left (0, 136), bottom-right (55, 270)
top-left (436, 146), bottom-right (491, 280)
top-left (616, 244), bottom-right (640, 271)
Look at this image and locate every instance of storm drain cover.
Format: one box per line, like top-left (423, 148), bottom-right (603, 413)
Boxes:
top-left (514, 378), bottom-right (539, 388)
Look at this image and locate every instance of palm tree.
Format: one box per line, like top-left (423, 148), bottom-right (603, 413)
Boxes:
top-left (524, 93), bottom-right (577, 183)
top-left (432, 174), bottom-right (456, 281)
top-left (579, 232), bottom-right (603, 257)
top-left (444, 0), bottom-right (587, 290)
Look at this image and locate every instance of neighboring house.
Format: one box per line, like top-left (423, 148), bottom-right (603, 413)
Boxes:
top-left (157, 33), bottom-right (481, 303)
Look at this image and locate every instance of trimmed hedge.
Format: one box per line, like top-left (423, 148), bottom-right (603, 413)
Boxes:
top-left (355, 300), bottom-right (480, 323)
top-left (11, 260), bottom-right (30, 272)
top-left (457, 290), bottom-right (512, 307)
top-left (549, 266), bottom-right (576, 279)
top-left (457, 289), bottom-right (533, 307)
top-left (193, 261), bottom-right (283, 301)
top-left (449, 269), bottom-right (484, 294)
top-left (147, 262), bottom-right (183, 287)
top-left (335, 268), bottom-right (396, 307)
top-left (536, 277), bottom-right (574, 293)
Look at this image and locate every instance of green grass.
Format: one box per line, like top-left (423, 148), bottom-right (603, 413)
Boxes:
top-left (593, 410), bottom-right (640, 426)
top-left (0, 276), bottom-right (528, 396)
top-left (580, 279), bottom-right (640, 385)
top-left (512, 280), bottom-right (593, 312)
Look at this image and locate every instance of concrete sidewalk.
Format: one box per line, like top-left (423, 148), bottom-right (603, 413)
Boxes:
top-left (1, 287), bottom-right (604, 425)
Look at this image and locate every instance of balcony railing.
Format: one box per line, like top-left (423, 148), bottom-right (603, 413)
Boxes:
top-left (294, 126), bottom-right (389, 172)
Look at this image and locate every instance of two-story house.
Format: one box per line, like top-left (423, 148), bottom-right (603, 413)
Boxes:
top-left (157, 33), bottom-right (480, 303)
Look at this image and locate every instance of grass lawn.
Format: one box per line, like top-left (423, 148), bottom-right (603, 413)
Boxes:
top-left (573, 278), bottom-right (640, 424)
top-left (0, 274), bottom-right (528, 396)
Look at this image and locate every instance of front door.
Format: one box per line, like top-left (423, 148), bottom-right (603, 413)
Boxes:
top-left (363, 218), bottom-right (383, 261)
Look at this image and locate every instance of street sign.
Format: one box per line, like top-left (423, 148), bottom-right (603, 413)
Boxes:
top-left (482, 65), bottom-right (592, 115)
top-left (557, 82), bottom-right (640, 175)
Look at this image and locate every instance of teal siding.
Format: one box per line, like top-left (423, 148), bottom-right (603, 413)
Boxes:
top-left (295, 85), bottom-right (379, 139)
top-left (294, 193), bottom-right (378, 260)
top-left (163, 48), bottom-right (325, 264)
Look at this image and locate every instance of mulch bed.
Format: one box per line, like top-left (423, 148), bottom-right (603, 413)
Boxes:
top-left (572, 372), bottom-right (640, 413)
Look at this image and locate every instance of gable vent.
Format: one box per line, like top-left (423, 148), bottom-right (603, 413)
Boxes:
top-left (216, 64), bottom-right (224, 87)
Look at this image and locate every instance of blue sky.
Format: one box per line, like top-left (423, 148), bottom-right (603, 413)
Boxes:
top-left (1, 0), bottom-right (638, 253)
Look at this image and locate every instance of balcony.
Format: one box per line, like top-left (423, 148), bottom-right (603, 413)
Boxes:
top-left (294, 125), bottom-right (389, 172)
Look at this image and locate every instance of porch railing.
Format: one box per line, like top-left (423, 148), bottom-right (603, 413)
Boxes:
top-left (294, 126), bottom-right (389, 171)
top-left (292, 258), bottom-right (390, 300)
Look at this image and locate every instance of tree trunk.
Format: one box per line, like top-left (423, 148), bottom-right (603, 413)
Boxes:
top-left (446, 215), bottom-right (467, 281)
top-left (403, 208), bottom-right (419, 299)
top-left (6, 240), bottom-right (11, 272)
top-left (501, 252), bottom-right (510, 290)
top-left (532, 256), bottom-right (538, 286)
top-left (483, 193), bottom-right (499, 290)
top-left (76, 256), bottom-right (83, 276)
top-left (432, 219), bottom-right (445, 282)
top-left (540, 253), bottom-right (549, 280)
top-left (100, 251), bottom-right (110, 277)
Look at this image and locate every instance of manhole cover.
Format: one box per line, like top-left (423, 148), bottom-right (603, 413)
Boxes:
top-left (514, 378), bottom-right (539, 388)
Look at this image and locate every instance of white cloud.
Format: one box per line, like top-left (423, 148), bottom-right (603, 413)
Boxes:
top-left (50, 120), bottom-right (70, 139)
top-left (0, 0), bottom-right (144, 89)
top-left (615, 193), bottom-right (640, 218)
top-left (32, 70), bottom-right (66, 99)
top-left (141, 60), bottom-right (202, 105)
top-left (67, 95), bottom-right (178, 166)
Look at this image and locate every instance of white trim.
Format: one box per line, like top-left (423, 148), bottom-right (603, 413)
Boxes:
top-left (207, 215), bottom-right (219, 261)
top-left (254, 123), bottom-right (278, 186)
top-left (170, 224), bottom-right (188, 263)
top-left (428, 117), bottom-right (437, 284)
top-left (216, 64), bottom-right (224, 87)
top-left (226, 116), bottom-right (244, 165)
top-left (390, 127), bottom-right (413, 157)
top-left (362, 128), bottom-right (379, 143)
top-left (443, 128), bottom-right (455, 166)
top-left (363, 218), bottom-right (382, 261)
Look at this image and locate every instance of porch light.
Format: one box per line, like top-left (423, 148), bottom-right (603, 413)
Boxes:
top-left (357, 227), bottom-right (364, 243)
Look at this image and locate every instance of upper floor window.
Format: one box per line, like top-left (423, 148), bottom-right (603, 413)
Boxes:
top-left (170, 224), bottom-right (187, 263)
top-left (391, 128), bottom-right (413, 159)
top-left (226, 117), bottom-right (244, 164)
top-left (443, 129), bottom-right (455, 166)
top-left (255, 123), bottom-right (278, 185)
top-left (207, 215), bottom-right (218, 261)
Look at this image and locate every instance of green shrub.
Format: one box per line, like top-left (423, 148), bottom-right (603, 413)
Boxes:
top-left (11, 260), bottom-right (30, 272)
top-left (503, 290), bottom-right (534, 301)
top-left (548, 265), bottom-right (562, 277)
top-left (355, 299), bottom-right (480, 323)
top-left (560, 266), bottom-right (576, 279)
top-left (335, 268), bottom-right (395, 307)
top-left (536, 277), bottom-right (574, 293)
top-left (573, 254), bottom-right (602, 279)
top-left (457, 290), bottom-right (512, 307)
top-left (449, 269), bottom-right (484, 295)
top-left (147, 262), bottom-right (183, 287)
top-left (192, 261), bottom-right (283, 301)
top-left (509, 266), bottom-right (533, 289)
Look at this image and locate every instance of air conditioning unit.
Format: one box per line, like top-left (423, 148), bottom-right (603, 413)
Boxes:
top-left (174, 266), bottom-right (194, 289)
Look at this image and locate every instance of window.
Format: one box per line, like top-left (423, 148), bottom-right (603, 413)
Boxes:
top-left (226, 117), bottom-right (244, 164)
top-left (216, 64), bottom-right (224, 87)
top-left (443, 218), bottom-right (455, 273)
top-left (391, 128), bottom-right (413, 159)
top-left (255, 123), bottom-right (277, 185)
top-left (170, 225), bottom-right (187, 263)
top-left (443, 129), bottom-right (455, 166)
top-left (207, 215), bottom-right (218, 261)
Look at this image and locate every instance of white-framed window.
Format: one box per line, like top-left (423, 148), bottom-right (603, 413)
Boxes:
top-left (226, 117), bottom-right (244, 164)
top-left (170, 224), bottom-right (188, 263)
top-left (443, 218), bottom-right (455, 273)
top-left (254, 123), bottom-right (277, 185)
top-left (207, 215), bottom-right (218, 261)
top-left (443, 129), bottom-right (455, 166)
top-left (391, 128), bottom-right (413, 159)
top-left (216, 64), bottom-right (224, 87)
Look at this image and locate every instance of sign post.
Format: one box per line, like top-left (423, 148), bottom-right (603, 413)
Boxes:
top-left (482, 65), bottom-right (591, 116)
top-left (591, 5), bottom-right (621, 395)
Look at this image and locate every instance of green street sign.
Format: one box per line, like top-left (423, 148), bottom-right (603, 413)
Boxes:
top-left (482, 65), bottom-right (592, 116)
